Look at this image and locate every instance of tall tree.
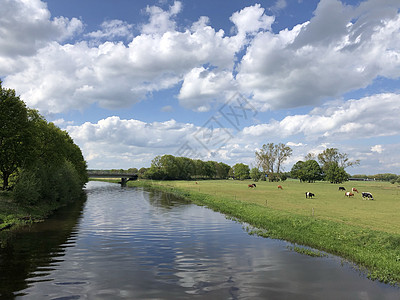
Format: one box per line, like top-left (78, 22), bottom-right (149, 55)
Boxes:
top-left (0, 82), bottom-right (31, 189)
top-left (318, 148), bottom-right (360, 170)
top-left (255, 143), bottom-right (292, 181)
top-left (232, 163), bottom-right (250, 180)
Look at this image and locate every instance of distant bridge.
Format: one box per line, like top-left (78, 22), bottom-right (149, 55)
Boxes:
top-left (88, 171), bottom-right (138, 186)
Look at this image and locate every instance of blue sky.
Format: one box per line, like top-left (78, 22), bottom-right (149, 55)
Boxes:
top-left (1, 0), bottom-right (400, 174)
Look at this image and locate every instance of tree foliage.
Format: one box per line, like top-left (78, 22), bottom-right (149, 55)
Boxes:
top-left (0, 82), bottom-right (87, 201)
top-left (232, 163), bottom-right (250, 180)
top-left (0, 82), bottom-right (32, 189)
top-left (144, 155), bottom-right (231, 180)
top-left (318, 148), bottom-right (360, 171)
top-left (291, 160), bottom-right (323, 183)
top-left (255, 143), bottom-right (292, 181)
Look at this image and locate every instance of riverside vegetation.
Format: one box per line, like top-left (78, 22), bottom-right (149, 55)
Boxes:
top-left (0, 81), bottom-right (88, 234)
top-left (125, 179), bottom-right (400, 285)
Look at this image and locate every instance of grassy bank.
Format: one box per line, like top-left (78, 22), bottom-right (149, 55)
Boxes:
top-left (127, 179), bottom-right (400, 285)
top-left (0, 190), bottom-right (70, 233)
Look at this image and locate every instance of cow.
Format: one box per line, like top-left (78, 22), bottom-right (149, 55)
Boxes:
top-left (338, 186), bottom-right (346, 191)
top-left (352, 188), bottom-right (359, 193)
top-left (305, 192), bottom-right (315, 198)
top-left (248, 184), bottom-right (256, 188)
top-left (277, 185), bottom-right (283, 190)
top-left (345, 192), bottom-right (354, 197)
top-left (362, 192), bottom-right (374, 200)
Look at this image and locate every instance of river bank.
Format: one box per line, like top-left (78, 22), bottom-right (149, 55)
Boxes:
top-left (0, 190), bottom-right (77, 233)
top-left (126, 179), bottom-right (400, 286)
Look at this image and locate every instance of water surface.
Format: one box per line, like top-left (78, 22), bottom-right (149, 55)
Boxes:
top-left (0, 181), bottom-right (398, 299)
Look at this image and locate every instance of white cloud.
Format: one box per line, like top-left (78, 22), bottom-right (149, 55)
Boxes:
top-left (230, 4), bottom-right (275, 35)
top-left (178, 67), bottom-right (235, 111)
top-left (0, 0), bottom-right (82, 59)
top-left (237, 0), bottom-right (400, 110)
top-left (86, 20), bottom-right (134, 42)
top-left (242, 93), bottom-right (400, 141)
top-left (67, 116), bottom-right (197, 168)
top-left (2, 1), bottom-right (248, 114)
top-left (141, 1), bottom-right (182, 34)
top-left (371, 145), bottom-right (384, 153)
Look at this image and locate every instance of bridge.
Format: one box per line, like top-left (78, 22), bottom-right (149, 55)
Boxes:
top-left (88, 171), bottom-right (138, 186)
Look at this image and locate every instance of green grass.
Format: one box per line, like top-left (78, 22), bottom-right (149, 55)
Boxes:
top-left (0, 191), bottom-right (65, 232)
top-left (127, 179), bottom-right (400, 285)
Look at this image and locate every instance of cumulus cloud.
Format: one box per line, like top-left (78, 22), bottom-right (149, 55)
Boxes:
top-left (2, 1), bottom-right (253, 114)
top-left (86, 20), bottom-right (134, 42)
top-left (237, 0), bottom-right (400, 110)
top-left (230, 4), bottom-right (275, 35)
top-left (0, 0), bottom-right (82, 58)
top-left (67, 116), bottom-right (197, 168)
top-left (241, 93), bottom-right (400, 141)
top-left (141, 1), bottom-right (182, 34)
top-left (371, 145), bottom-right (384, 153)
top-left (4, 0), bottom-right (399, 114)
top-left (178, 67), bottom-right (235, 111)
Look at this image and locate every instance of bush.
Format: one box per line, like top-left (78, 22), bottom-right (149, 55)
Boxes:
top-left (13, 169), bottom-right (40, 205)
top-left (13, 161), bottom-right (83, 205)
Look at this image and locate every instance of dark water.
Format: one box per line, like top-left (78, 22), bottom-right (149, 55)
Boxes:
top-left (0, 181), bottom-right (398, 299)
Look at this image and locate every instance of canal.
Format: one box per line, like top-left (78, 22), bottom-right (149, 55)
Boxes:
top-left (0, 181), bottom-right (398, 299)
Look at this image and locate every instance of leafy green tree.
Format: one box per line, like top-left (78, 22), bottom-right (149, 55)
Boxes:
top-left (324, 162), bottom-right (349, 184)
top-left (318, 148), bottom-right (360, 171)
top-left (216, 162), bottom-right (231, 179)
top-left (176, 157), bottom-right (195, 180)
top-left (250, 167), bottom-right (262, 182)
top-left (255, 143), bottom-right (292, 181)
top-left (204, 161), bottom-right (217, 179)
top-left (290, 161), bottom-right (305, 181)
top-left (318, 148), bottom-right (357, 184)
top-left (232, 163), bottom-right (250, 180)
top-left (0, 82), bottom-right (31, 189)
top-left (302, 160), bottom-right (323, 183)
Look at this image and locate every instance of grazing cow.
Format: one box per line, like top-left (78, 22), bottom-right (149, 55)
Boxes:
top-left (248, 184), bottom-right (256, 188)
top-left (277, 185), bottom-right (283, 190)
top-left (305, 192), bottom-right (315, 198)
top-left (362, 192), bottom-right (374, 200)
top-left (345, 192), bottom-right (354, 197)
top-left (338, 187), bottom-right (346, 191)
top-left (352, 188), bottom-right (359, 193)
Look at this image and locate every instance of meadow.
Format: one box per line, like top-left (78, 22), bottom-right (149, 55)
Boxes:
top-left (160, 179), bottom-right (400, 234)
top-left (128, 179), bottom-right (400, 285)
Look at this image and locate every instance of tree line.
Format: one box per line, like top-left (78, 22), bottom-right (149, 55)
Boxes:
top-left (127, 143), bottom-right (372, 184)
top-left (0, 81), bottom-right (88, 204)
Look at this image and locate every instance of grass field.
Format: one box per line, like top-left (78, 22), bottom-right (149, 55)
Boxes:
top-left (128, 178), bottom-right (400, 284)
top-left (159, 179), bottom-right (400, 234)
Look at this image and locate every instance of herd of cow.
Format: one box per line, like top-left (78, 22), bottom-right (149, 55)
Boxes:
top-left (247, 184), bottom-right (374, 200)
top-left (338, 186), bottom-right (374, 200)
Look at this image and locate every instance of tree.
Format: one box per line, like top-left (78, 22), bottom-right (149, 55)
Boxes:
top-left (291, 161), bottom-right (305, 181)
top-left (318, 148), bottom-right (358, 184)
top-left (250, 167), bottom-right (262, 181)
top-left (232, 163), bottom-right (250, 180)
top-left (318, 148), bottom-right (360, 171)
top-left (216, 162), bottom-right (231, 179)
top-left (0, 82), bottom-right (31, 190)
top-left (324, 162), bottom-right (349, 184)
top-left (255, 143), bottom-right (292, 181)
top-left (204, 161), bottom-right (217, 179)
top-left (302, 160), bottom-right (323, 183)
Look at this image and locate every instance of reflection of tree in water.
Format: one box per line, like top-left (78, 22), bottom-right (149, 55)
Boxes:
top-left (147, 189), bottom-right (191, 209)
top-left (0, 194), bottom-right (86, 299)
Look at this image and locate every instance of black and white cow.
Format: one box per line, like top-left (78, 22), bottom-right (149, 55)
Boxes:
top-left (338, 186), bottom-right (346, 191)
top-left (305, 192), bottom-right (315, 198)
top-left (362, 192), bottom-right (374, 200)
